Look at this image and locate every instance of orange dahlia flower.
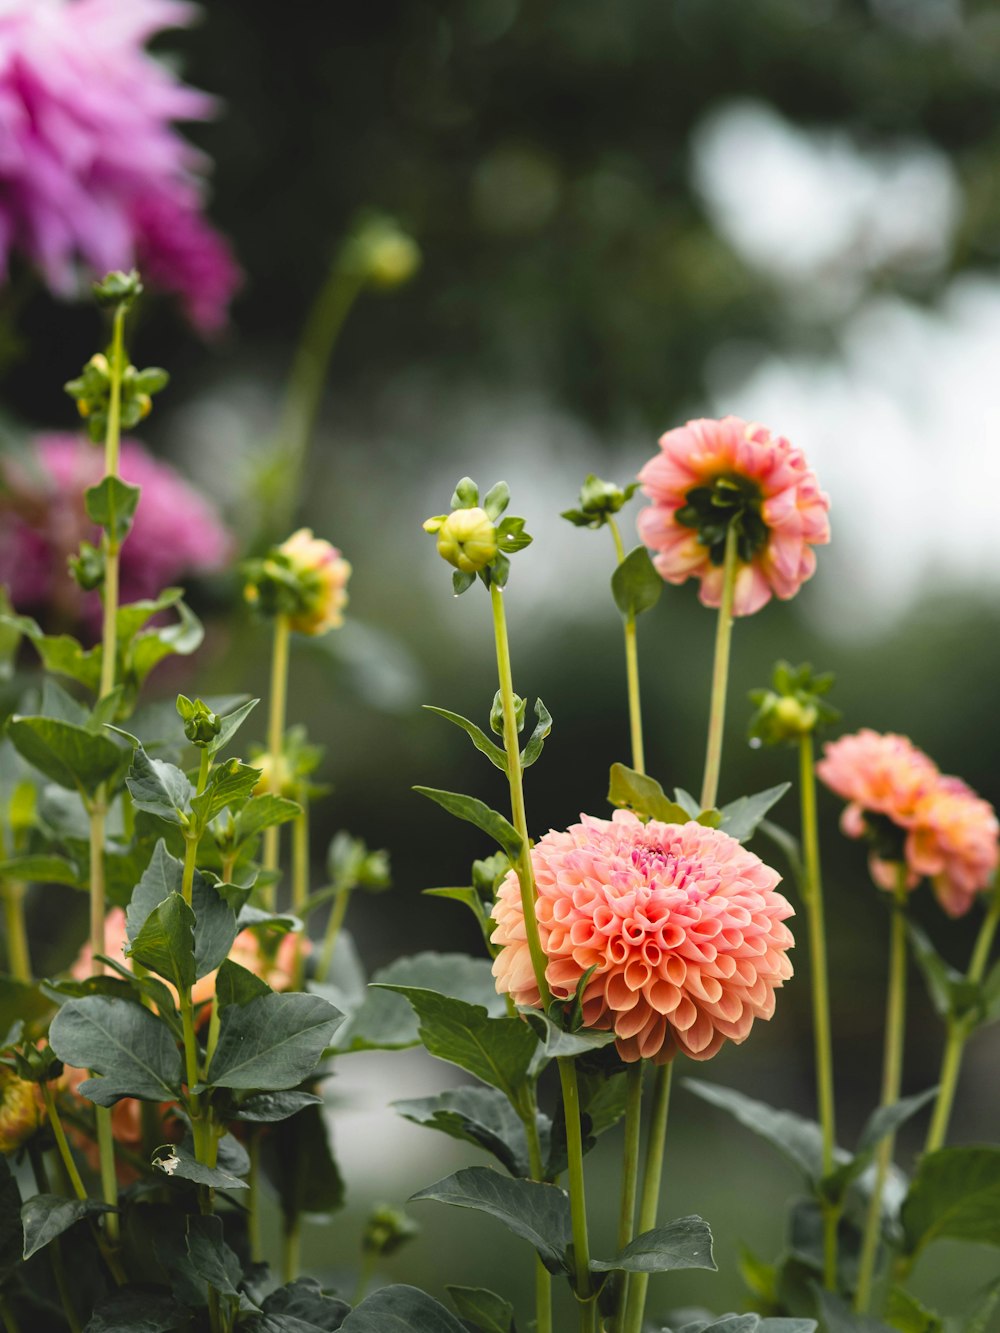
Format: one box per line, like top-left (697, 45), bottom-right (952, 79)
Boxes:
top-left (637, 416), bottom-right (830, 616)
top-left (491, 811), bottom-right (794, 1063)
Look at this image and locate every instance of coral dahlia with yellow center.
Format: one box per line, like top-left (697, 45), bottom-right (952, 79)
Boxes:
top-left (491, 811), bottom-right (794, 1063)
top-left (637, 416), bottom-right (830, 617)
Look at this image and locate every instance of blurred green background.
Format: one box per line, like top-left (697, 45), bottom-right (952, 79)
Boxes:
top-left (4, 0), bottom-right (1000, 1321)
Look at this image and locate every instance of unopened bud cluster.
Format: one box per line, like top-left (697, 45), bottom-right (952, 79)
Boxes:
top-left (423, 477), bottom-right (531, 595)
top-left (177, 694), bottom-right (222, 746)
top-left (562, 473), bottom-right (639, 529)
top-left (244, 528), bottom-right (351, 636)
top-left (748, 661), bottom-right (838, 747)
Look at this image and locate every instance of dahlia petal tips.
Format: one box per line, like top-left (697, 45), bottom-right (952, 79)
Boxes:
top-left (491, 810), bottom-right (795, 1064)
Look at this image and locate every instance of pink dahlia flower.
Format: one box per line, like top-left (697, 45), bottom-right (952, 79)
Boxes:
top-left (817, 730), bottom-right (999, 916)
top-left (491, 810), bottom-right (794, 1064)
top-left (0, 432), bottom-right (233, 623)
top-left (637, 416), bottom-right (830, 617)
top-left (0, 0), bottom-right (239, 331)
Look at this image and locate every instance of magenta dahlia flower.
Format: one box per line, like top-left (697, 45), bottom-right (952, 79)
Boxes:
top-left (817, 730), bottom-right (999, 917)
top-left (0, 0), bottom-right (238, 331)
top-left (637, 416), bottom-right (830, 617)
top-left (0, 432), bottom-right (233, 620)
top-left (491, 811), bottom-right (794, 1064)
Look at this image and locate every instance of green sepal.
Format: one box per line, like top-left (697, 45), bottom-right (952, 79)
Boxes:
top-left (483, 481), bottom-right (510, 521)
top-left (590, 1215), bottom-right (716, 1274)
top-left (453, 569), bottom-right (476, 596)
top-left (84, 476), bottom-right (141, 543)
top-left (607, 763), bottom-right (690, 824)
top-left (451, 477), bottom-right (479, 508)
top-left (495, 516), bottom-right (531, 554)
top-left (92, 269), bottom-right (142, 306)
top-left (611, 546), bottom-right (662, 619)
top-left (424, 705), bottom-right (507, 772)
top-left (414, 786), bottom-right (522, 860)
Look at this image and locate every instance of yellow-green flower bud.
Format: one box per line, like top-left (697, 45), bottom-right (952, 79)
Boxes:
top-left (0, 1067), bottom-right (41, 1154)
top-left (773, 696), bottom-right (818, 736)
top-left (430, 507), bottom-right (497, 574)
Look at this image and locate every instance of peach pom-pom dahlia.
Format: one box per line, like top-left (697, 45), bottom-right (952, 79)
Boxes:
top-left (491, 810), bottom-right (794, 1063)
top-left (817, 730), bottom-right (999, 917)
top-left (637, 416), bottom-right (830, 617)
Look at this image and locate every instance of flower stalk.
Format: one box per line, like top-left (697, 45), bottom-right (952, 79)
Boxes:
top-left (558, 1057), bottom-right (598, 1333)
top-left (0, 879), bottom-right (30, 982)
top-left (700, 522), bottom-right (739, 812)
top-left (622, 1062), bottom-right (673, 1333)
top-left (607, 516), bottom-right (645, 776)
top-left (263, 612), bottom-right (291, 887)
top-left (855, 872), bottom-right (910, 1313)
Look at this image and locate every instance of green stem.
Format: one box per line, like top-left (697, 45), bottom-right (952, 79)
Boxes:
top-left (87, 798), bottom-right (120, 1244)
top-left (271, 261), bottom-right (366, 535)
top-left (623, 1062), bottom-right (673, 1333)
top-left (282, 1218), bottom-right (301, 1285)
top-left (522, 1096), bottom-right (553, 1333)
top-left (291, 805), bottom-right (309, 991)
top-left (614, 1063), bottom-right (645, 1329)
top-left (924, 886), bottom-right (1000, 1153)
top-left (352, 1251), bottom-right (379, 1308)
top-left (799, 733), bottom-right (839, 1288)
top-left (0, 1294), bottom-right (21, 1333)
top-left (28, 1142), bottom-right (82, 1333)
top-left (41, 1083), bottom-right (87, 1202)
top-left (316, 889), bottom-right (352, 985)
top-left (557, 1058), bottom-right (597, 1332)
top-left (489, 581), bottom-right (550, 1005)
top-left (607, 517), bottom-right (645, 776)
top-left (98, 302), bottom-right (126, 701)
top-left (1, 880), bottom-right (31, 981)
top-left (263, 614), bottom-right (291, 890)
top-left (699, 523), bottom-right (739, 811)
top-left (855, 876), bottom-right (909, 1314)
top-left (248, 1128), bottom-right (263, 1265)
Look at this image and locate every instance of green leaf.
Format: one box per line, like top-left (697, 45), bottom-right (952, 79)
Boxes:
top-left (49, 996), bottom-right (184, 1105)
top-left (115, 587), bottom-right (185, 645)
top-left (262, 1102), bottom-right (345, 1225)
top-left (185, 1213), bottom-right (242, 1298)
top-left (128, 891), bottom-right (196, 990)
top-left (817, 1290), bottom-right (895, 1333)
top-left (215, 958), bottom-right (272, 1009)
top-left (684, 1079), bottom-right (838, 1186)
top-left (901, 1146), bottom-right (1000, 1256)
top-left (152, 1142), bottom-right (248, 1190)
top-left (80, 1289), bottom-right (187, 1333)
top-left (414, 786), bottom-right (522, 860)
top-left (84, 476), bottom-right (141, 542)
top-left (207, 698), bottom-right (259, 758)
top-left (522, 1009), bottom-right (617, 1059)
top-left (126, 841), bottom-right (238, 980)
top-left (424, 706), bottom-right (508, 772)
top-left (21, 1194), bottom-right (115, 1259)
top-left (857, 1087), bottom-right (939, 1154)
top-left (885, 1288), bottom-right (943, 1333)
top-left (260, 1277), bottom-right (351, 1329)
top-left (0, 1158), bottom-right (21, 1284)
top-left (906, 921), bottom-right (965, 1021)
top-left (757, 820), bottom-right (805, 891)
top-left (6, 715), bottom-right (124, 794)
top-left (232, 1090), bottom-right (323, 1123)
top-left (717, 784), bottom-right (791, 843)
top-left (411, 1168), bottom-right (572, 1274)
top-left (607, 763), bottom-right (690, 823)
top-left (520, 698), bottom-right (553, 770)
top-left (207, 992), bottom-right (341, 1090)
top-left (336, 952), bottom-right (505, 1052)
top-left (341, 1285), bottom-right (468, 1332)
top-left (0, 614), bottom-right (102, 691)
top-left (128, 599), bottom-right (204, 687)
top-left (190, 759), bottom-right (262, 828)
top-left (0, 854), bottom-right (84, 886)
top-left (394, 1086), bottom-right (537, 1178)
top-left (611, 545), bottom-right (663, 618)
top-left (232, 794), bottom-right (301, 847)
top-left (125, 745), bottom-right (192, 822)
top-left (446, 1285), bottom-right (515, 1333)
top-left (960, 1276), bottom-right (1000, 1333)
top-left (378, 986), bottom-right (538, 1108)
top-left (0, 975), bottom-right (52, 1035)
top-left (591, 1216), bottom-right (716, 1273)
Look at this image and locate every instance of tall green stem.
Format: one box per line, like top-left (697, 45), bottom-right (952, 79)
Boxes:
top-left (41, 1083), bottom-right (87, 1203)
top-left (700, 524), bottom-right (739, 812)
top-left (317, 888), bottom-right (351, 984)
top-left (607, 517), bottom-right (645, 775)
top-left (855, 875), bottom-right (909, 1313)
top-left (248, 1128), bottom-right (264, 1265)
top-left (558, 1058), bottom-right (597, 1333)
top-left (489, 582), bottom-right (550, 1005)
top-left (269, 262), bottom-right (365, 536)
top-left (622, 1062), bottom-right (673, 1333)
top-left (613, 1063), bottom-right (645, 1329)
top-left (1, 880), bottom-right (30, 981)
top-left (522, 1099), bottom-right (553, 1333)
top-left (799, 732), bottom-right (838, 1287)
top-left (263, 614), bottom-right (291, 891)
top-left (924, 886), bottom-right (1000, 1153)
top-left (291, 805), bottom-right (310, 991)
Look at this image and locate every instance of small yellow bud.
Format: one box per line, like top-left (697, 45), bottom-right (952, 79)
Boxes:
top-left (0, 1068), bottom-right (41, 1154)
top-left (434, 507), bottom-right (497, 574)
top-left (773, 696), bottom-right (818, 736)
top-left (253, 752), bottom-right (295, 798)
top-left (366, 233), bottom-right (421, 289)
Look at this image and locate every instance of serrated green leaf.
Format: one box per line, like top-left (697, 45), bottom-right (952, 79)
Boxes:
top-left (49, 996), bottom-right (183, 1105)
top-left (717, 784), bottom-right (791, 843)
top-left (128, 891), bottom-right (196, 990)
top-left (85, 476), bottom-right (141, 542)
top-left (125, 745), bottom-right (192, 822)
top-left (0, 614), bottom-right (102, 690)
top-left (901, 1146), bottom-right (1000, 1256)
top-left (7, 715), bottom-right (124, 794)
top-left (411, 1167), bottom-right (572, 1273)
top-left (414, 786), bottom-right (522, 859)
top-left (207, 992), bottom-right (341, 1090)
top-left (607, 763), bottom-right (690, 823)
top-left (259, 1276), bottom-right (352, 1329)
top-left (232, 794), bottom-right (301, 847)
top-left (152, 1142), bottom-right (248, 1190)
top-left (424, 706), bottom-right (507, 772)
top-left (857, 1087), bottom-right (939, 1154)
top-left (611, 545), bottom-right (663, 618)
top-left (342, 1285), bottom-right (468, 1332)
top-left (232, 1090), bottom-right (322, 1123)
top-left (190, 759), bottom-right (261, 827)
top-left (128, 598), bottom-right (204, 688)
top-left (591, 1215), bottom-right (716, 1273)
top-left (215, 958), bottom-right (271, 1009)
top-left (380, 986), bottom-right (537, 1108)
top-left (394, 1086), bottom-right (537, 1178)
top-left (115, 588), bottom-right (186, 645)
top-left (185, 1213), bottom-right (242, 1297)
top-left (126, 841), bottom-right (237, 980)
top-left (446, 1285), bottom-right (515, 1333)
top-left (21, 1194), bottom-right (115, 1259)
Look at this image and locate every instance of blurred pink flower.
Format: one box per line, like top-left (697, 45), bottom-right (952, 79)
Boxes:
top-left (491, 810), bottom-right (794, 1064)
top-left (0, 432), bottom-right (233, 622)
top-left (817, 730), bottom-right (999, 915)
top-left (0, 0), bottom-right (239, 331)
top-left (637, 416), bottom-right (830, 617)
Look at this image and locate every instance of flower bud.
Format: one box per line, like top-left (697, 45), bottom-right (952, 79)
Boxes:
top-left (361, 1204), bottom-right (420, 1257)
top-left (0, 1067), bottom-right (41, 1154)
top-left (244, 529), bottom-right (351, 636)
top-left (176, 694), bottom-right (222, 746)
top-left (252, 752), bottom-right (295, 798)
top-left (428, 507), bottom-right (497, 574)
top-left (344, 217), bottom-right (421, 290)
top-left (748, 662), bottom-right (838, 748)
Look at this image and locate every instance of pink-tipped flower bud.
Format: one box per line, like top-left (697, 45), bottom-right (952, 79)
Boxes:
top-left (244, 529), bottom-right (351, 636)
